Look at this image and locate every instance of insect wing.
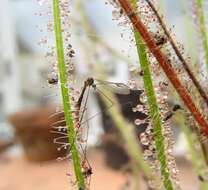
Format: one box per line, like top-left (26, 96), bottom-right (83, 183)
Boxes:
top-left (95, 79), bottom-right (131, 95)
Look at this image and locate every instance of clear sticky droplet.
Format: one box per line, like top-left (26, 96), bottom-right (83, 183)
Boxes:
top-left (37, 0), bottom-right (46, 6)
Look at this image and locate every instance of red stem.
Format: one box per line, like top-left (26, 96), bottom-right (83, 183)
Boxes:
top-left (146, 0), bottom-right (208, 107)
top-left (117, 0), bottom-right (208, 136)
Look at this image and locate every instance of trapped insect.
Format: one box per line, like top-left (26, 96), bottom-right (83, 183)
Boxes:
top-left (51, 77), bottom-right (145, 151)
top-left (47, 75), bottom-right (58, 84)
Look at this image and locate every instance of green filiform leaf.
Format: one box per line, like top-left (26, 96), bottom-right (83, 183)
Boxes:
top-left (52, 0), bottom-right (85, 189)
top-left (131, 1), bottom-right (175, 189)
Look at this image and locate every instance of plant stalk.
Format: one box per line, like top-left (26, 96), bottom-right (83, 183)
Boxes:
top-left (52, 0), bottom-right (85, 188)
top-left (195, 0), bottom-right (208, 71)
top-left (131, 0), bottom-right (175, 189)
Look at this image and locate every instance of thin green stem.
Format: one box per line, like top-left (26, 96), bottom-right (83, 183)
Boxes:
top-left (180, 0), bottom-right (198, 65)
top-left (131, 0), bottom-right (174, 189)
top-left (100, 88), bottom-right (154, 181)
top-left (196, 0), bottom-right (208, 71)
top-left (175, 114), bottom-right (208, 189)
top-left (52, 0), bottom-right (85, 189)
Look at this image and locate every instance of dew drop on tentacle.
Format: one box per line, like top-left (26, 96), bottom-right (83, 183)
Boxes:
top-left (112, 9), bottom-right (122, 20)
top-left (67, 63), bottom-right (75, 74)
top-left (37, 0), bottom-right (46, 6)
top-left (140, 132), bottom-right (150, 146)
top-left (144, 149), bottom-right (153, 157)
top-left (135, 118), bottom-right (147, 126)
top-left (128, 79), bottom-right (137, 89)
top-left (132, 107), bottom-right (137, 112)
top-left (135, 104), bottom-right (145, 112)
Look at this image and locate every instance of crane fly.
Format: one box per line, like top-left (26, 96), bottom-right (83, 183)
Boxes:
top-left (51, 77), bottom-right (183, 188)
top-left (51, 77), bottom-right (143, 187)
top-left (51, 78), bottom-right (142, 148)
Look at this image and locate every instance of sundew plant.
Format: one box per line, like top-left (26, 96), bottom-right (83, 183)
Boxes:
top-left (38, 0), bottom-right (208, 189)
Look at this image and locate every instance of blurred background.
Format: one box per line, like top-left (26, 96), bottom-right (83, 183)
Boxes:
top-left (0, 0), bottom-right (202, 189)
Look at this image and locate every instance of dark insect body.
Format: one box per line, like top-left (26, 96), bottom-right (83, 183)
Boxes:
top-left (198, 175), bottom-right (205, 182)
top-left (139, 70), bottom-right (144, 76)
top-left (83, 167), bottom-right (93, 178)
top-left (119, 8), bottom-right (124, 15)
top-left (48, 75), bottom-right (58, 85)
top-left (172, 104), bottom-right (182, 112)
top-left (67, 49), bottom-right (75, 58)
top-left (155, 35), bottom-right (167, 46)
top-left (77, 78), bottom-right (95, 108)
top-left (164, 104), bottom-right (182, 121)
top-left (164, 112), bottom-right (173, 122)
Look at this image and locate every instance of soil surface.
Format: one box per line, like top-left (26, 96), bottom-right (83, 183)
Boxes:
top-left (0, 149), bottom-right (198, 190)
